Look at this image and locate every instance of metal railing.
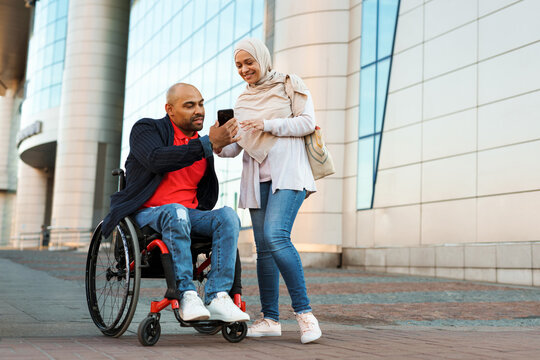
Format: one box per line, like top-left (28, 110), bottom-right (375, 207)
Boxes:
top-left (48, 227), bottom-right (92, 250)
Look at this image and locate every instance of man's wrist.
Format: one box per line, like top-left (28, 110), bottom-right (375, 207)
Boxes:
top-left (200, 136), bottom-right (214, 158)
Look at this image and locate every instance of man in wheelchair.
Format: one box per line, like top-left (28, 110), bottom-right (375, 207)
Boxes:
top-left (101, 83), bottom-right (249, 324)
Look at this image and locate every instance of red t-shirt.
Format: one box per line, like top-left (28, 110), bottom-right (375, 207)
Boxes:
top-left (141, 121), bottom-right (207, 209)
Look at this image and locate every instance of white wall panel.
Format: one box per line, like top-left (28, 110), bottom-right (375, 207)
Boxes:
top-left (422, 153), bottom-right (477, 202)
top-left (477, 191), bottom-right (540, 242)
top-left (379, 124), bottom-right (422, 169)
top-left (478, 90), bottom-right (540, 150)
top-left (422, 109), bottom-right (477, 161)
top-left (478, 141), bottom-right (540, 196)
top-left (424, 0), bottom-right (477, 40)
top-left (479, 0), bottom-right (520, 16)
top-left (423, 65), bottom-right (477, 120)
top-left (394, 6), bottom-right (423, 53)
top-left (424, 23), bottom-right (477, 79)
top-left (374, 205), bottom-right (421, 246)
top-left (388, 45), bottom-right (423, 92)
top-left (479, 0), bottom-right (540, 60)
top-left (422, 199), bottom-right (477, 244)
top-left (373, 164), bottom-right (421, 207)
top-left (385, 84), bottom-right (422, 131)
top-left (478, 42), bottom-right (540, 105)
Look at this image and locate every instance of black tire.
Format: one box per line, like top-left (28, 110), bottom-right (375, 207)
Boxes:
top-left (85, 218), bottom-right (141, 337)
top-left (138, 316), bottom-right (161, 346)
top-left (222, 322), bottom-right (247, 343)
top-left (193, 324), bottom-right (221, 335)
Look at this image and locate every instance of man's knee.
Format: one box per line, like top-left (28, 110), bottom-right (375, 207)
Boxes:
top-left (218, 206), bottom-right (240, 230)
top-left (159, 204), bottom-right (190, 233)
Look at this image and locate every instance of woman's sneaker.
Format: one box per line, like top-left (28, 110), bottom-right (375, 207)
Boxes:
top-left (296, 312), bottom-right (322, 344)
top-left (246, 318), bottom-right (282, 337)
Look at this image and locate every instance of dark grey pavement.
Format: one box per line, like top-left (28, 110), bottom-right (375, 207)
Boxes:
top-left (1, 249), bottom-right (540, 359)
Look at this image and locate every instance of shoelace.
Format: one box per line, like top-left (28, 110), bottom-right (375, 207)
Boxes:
top-left (298, 316), bottom-right (316, 332)
top-left (251, 318), bottom-right (271, 329)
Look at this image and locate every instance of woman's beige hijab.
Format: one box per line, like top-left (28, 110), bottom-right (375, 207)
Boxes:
top-left (234, 38), bottom-right (309, 163)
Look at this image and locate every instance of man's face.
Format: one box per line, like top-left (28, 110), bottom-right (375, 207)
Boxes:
top-left (166, 85), bottom-right (205, 136)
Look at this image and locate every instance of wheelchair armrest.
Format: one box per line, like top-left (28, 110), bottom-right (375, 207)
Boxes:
top-left (112, 168), bottom-right (126, 191)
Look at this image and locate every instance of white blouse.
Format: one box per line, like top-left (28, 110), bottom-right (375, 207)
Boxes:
top-left (218, 91), bottom-right (317, 209)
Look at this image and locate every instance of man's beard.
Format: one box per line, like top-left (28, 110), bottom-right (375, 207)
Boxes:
top-left (191, 115), bottom-right (204, 131)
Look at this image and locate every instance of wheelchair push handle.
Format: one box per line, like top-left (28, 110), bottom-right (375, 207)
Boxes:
top-left (112, 168), bottom-right (126, 191)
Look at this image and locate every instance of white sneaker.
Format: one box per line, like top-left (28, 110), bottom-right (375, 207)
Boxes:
top-left (296, 312), bottom-right (322, 344)
top-left (179, 290), bottom-right (210, 321)
top-left (206, 292), bottom-right (250, 322)
top-left (247, 318), bottom-right (282, 337)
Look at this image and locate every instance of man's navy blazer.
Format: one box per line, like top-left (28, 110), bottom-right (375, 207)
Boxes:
top-left (101, 115), bottom-right (218, 238)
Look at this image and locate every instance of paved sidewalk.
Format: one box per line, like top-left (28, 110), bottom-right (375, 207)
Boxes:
top-left (1, 249), bottom-right (540, 359)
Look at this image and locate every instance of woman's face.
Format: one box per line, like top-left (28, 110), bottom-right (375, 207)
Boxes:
top-left (235, 50), bottom-right (261, 85)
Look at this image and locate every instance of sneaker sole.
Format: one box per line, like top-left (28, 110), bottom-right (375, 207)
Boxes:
top-left (180, 313), bottom-right (211, 321)
top-left (247, 332), bottom-right (282, 337)
top-left (301, 331), bottom-right (322, 344)
top-left (209, 315), bottom-right (250, 322)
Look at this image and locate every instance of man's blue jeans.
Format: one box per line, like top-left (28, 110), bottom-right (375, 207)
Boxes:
top-left (134, 204), bottom-right (240, 303)
top-left (249, 181), bottom-right (311, 321)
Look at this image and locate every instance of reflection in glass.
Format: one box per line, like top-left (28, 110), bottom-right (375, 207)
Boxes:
top-left (357, 0), bottom-right (399, 210)
top-left (375, 58), bottom-right (390, 131)
top-left (360, 0), bottom-right (377, 67)
top-left (357, 137), bottom-right (375, 209)
top-left (359, 64), bottom-right (376, 138)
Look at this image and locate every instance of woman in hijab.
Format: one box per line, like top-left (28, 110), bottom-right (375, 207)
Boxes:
top-left (214, 37), bottom-right (321, 344)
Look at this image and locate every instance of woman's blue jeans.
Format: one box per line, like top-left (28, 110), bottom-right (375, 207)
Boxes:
top-left (249, 181), bottom-right (311, 321)
top-left (134, 204), bottom-right (240, 303)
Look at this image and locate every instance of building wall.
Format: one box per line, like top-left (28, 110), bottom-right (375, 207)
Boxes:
top-left (344, 0), bottom-right (540, 286)
top-left (0, 85), bottom-right (21, 246)
top-left (271, 0), bottom-right (353, 266)
top-left (49, 0), bottom-right (130, 247)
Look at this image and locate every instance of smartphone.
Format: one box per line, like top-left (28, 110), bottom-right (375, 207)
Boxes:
top-left (217, 109), bottom-right (234, 126)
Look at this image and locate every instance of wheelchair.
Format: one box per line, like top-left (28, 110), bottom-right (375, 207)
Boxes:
top-left (85, 169), bottom-right (248, 346)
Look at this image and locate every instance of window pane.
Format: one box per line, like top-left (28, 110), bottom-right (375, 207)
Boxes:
top-left (219, 4), bottom-right (234, 50)
top-left (252, 0), bottom-right (264, 27)
top-left (204, 17), bottom-right (219, 60)
top-left (357, 136), bottom-right (375, 209)
top-left (359, 64), bottom-right (376, 137)
top-left (378, 0), bottom-right (399, 60)
top-left (375, 58), bottom-right (390, 132)
top-left (235, 0), bottom-right (252, 39)
top-left (360, 0), bottom-right (377, 67)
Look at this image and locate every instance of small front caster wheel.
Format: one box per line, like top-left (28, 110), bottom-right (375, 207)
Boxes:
top-left (138, 316), bottom-right (161, 346)
top-left (222, 321), bottom-right (247, 343)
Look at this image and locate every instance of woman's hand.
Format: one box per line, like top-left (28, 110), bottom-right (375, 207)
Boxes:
top-left (240, 119), bottom-right (264, 131)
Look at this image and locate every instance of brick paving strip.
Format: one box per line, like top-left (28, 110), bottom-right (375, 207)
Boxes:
top-left (1, 250), bottom-right (540, 359)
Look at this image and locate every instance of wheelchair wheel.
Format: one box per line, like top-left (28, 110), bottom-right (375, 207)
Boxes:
top-left (85, 218), bottom-right (141, 337)
top-left (138, 315), bottom-right (161, 346)
top-left (222, 321), bottom-right (247, 343)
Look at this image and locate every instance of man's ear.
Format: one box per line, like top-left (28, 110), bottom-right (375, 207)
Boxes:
top-left (165, 103), bottom-right (172, 116)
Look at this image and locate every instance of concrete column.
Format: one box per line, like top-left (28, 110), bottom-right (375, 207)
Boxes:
top-left (0, 87), bottom-right (15, 190)
top-left (273, 0), bottom-right (350, 266)
top-left (50, 0), bottom-right (129, 246)
top-left (11, 161), bottom-right (48, 247)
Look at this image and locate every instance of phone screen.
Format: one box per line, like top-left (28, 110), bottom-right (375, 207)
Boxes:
top-left (218, 109), bottom-right (234, 126)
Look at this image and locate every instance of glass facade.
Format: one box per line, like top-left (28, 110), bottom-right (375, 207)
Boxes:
top-left (357, 0), bottom-right (400, 210)
top-left (22, 0), bottom-right (68, 115)
top-left (123, 0), bottom-right (265, 225)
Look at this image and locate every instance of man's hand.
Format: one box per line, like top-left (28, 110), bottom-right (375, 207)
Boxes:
top-left (209, 118), bottom-right (241, 152)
